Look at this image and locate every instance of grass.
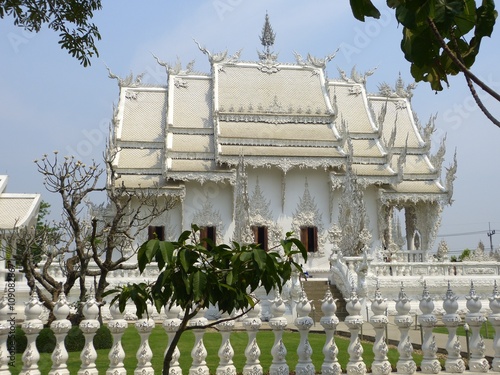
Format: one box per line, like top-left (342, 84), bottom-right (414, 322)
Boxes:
top-left (433, 321), bottom-right (496, 339)
top-left (11, 325), bottom-right (423, 374)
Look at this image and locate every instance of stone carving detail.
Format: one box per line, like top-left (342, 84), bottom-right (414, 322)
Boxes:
top-left (377, 74), bottom-right (416, 99)
top-left (249, 177), bottom-right (283, 250)
top-left (292, 179), bottom-right (325, 257)
top-left (192, 199), bottom-right (224, 245)
top-left (107, 67), bottom-right (144, 88)
top-left (233, 160), bottom-right (254, 244)
top-left (335, 157), bottom-right (369, 256)
top-left (153, 54), bottom-right (196, 75)
top-left (338, 66), bottom-right (376, 87)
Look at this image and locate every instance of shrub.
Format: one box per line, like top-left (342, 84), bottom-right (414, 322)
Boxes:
top-left (37, 328), bottom-right (56, 353)
top-left (65, 325), bottom-right (112, 351)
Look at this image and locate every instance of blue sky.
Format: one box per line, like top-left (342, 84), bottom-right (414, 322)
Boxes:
top-left (1, 0), bottom-right (499, 255)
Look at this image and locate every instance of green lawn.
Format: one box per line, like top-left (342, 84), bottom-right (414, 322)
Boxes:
top-left (11, 325), bottom-right (422, 374)
top-left (433, 321), bottom-right (496, 340)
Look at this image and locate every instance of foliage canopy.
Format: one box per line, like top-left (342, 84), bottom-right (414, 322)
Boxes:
top-left (0, 0), bottom-right (102, 66)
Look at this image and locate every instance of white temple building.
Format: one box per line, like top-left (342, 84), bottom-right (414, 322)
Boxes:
top-left (105, 15), bottom-right (490, 315)
top-left (0, 175), bottom-right (41, 281)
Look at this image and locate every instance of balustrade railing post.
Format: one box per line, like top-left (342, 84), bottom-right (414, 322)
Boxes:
top-left (216, 312), bottom-right (236, 375)
top-left (320, 288), bottom-right (341, 375)
top-left (344, 286), bottom-right (366, 375)
top-left (268, 292), bottom-right (288, 375)
top-left (48, 292), bottom-right (72, 375)
top-left (134, 301), bottom-right (155, 375)
top-left (418, 281), bottom-right (440, 374)
top-left (294, 288), bottom-right (314, 375)
top-left (78, 289), bottom-right (100, 375)
top-left (106, 301), bottom-right (128, 375)
top-left (163, 302), bottom-right (182, 375)
top-left (394, 283), bottom-right (416, 375)
top-left (489, 280), bottom-right (500, 372)
top-left (465, 281), bottom-right (489, 372)
top-left (20, 292), bottom-right (43, 375)
top-left (189, 308), bottom-right (209, 375)
top-left (442, 281), bottom-right (465, 373)
top-left (243, 297), bottom-right (263, 375)
top-left (370, 283), bottom-right (391, 375)
top-left (0, 292), bottom-right (11, 375)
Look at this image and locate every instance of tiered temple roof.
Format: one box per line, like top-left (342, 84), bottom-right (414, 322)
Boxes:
top-left (0, 175), bottom-right (41, 229)
top-left (109, 29), bottom-right (455, 206)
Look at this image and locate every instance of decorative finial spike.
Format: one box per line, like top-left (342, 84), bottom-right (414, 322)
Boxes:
top-left (259, 12), bottom-right (276, 61)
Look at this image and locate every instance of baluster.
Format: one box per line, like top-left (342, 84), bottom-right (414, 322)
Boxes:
top-left (269, 292), bottom-right (288, 375)
top-left (189, 308), bottom-right (209, 375)
top-left (489, 281), bottom-right (500, 372)
top-left (134, 301), bottom-right (155, 375)
top-left (49, 292), bottom-right (72, 375)
top-left (78, 289), bottom-right (100, 375)
top-left (20, 291), bottom-right (43, 375)
top-left (394, 283), bottom-right (416, 375)
top-left (320, 288), bottom-right (341, 375)
top-left (216, 312), bottom-right (236, 375)
top-left (0, 292), bottom-right (11, 375)
top-left (344, 285), bottom-right (366, 375)
top-left (442, 281), bottom-right (465, 373)
top-left (418, 281), bottom-right (440, 374)
top-left (163, 302), bottom-right (182, 375)
top-left (294, 288), bottom-right (314, 375)
top-left (465, 281), bottom-right (489, 372)
top-left (106, 301), bottom-right (128, 375)
top-left (243, 297), bottom-right (263, 375)
top-left (370, 283), bottom-right (391, 375)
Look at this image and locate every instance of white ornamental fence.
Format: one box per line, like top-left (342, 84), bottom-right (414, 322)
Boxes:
top-left (3, 281), bottom-right (500, 375)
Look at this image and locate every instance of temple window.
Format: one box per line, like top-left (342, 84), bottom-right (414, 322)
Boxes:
top-left (252, 225), bottom-right (269, 251)
top-left (148, 226), bottom-right (165, 241)
top-left (200, 226), bottom-right (216, 251)
top-left (300, 226), bottom-right (318, 253)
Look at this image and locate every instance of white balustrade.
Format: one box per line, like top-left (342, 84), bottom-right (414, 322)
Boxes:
top-left (216, 312), bottom-right (236, 375)
top-left (419, 282), bottom-right (441, 374)
top-left (163, 302), bottom-right (182, 375)
top-left (370, 284), bottom-right (391, 375)
top-left (269, 292), bottom-right (288, 375)
top-left (49, 292), bottom-right (72, 375)
top-left (294, 288), bottom-right (314, 375)
top-left (243, 297), bottom-right (263, 375)
top-left (189, 308), bottom-right (209, 375)
top-left (7, 282), bottom-right (500, 375)
top-left (394, 283), bottom-right (416, 375)
top-left (78, 289), bottom-right (100, 375)
top-left (344, 286), bottom-right (366, 375)
top-left (490, 281), bottom-right (500, 372)
top-left (106, 301), bottom-right (128, 375)
top-left (20, 292), bottom-right (43, 375)
top-left (441, 282), bottom-right (464, 373)
top-left (320, 288), bottom-right (341, 375)
top-left (465, 281), bottom-right (490, 372)
top-left (134, 301), bottom-right (155, 375)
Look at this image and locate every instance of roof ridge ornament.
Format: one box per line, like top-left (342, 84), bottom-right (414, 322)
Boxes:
top-left (258, 12), bottom-right (277, 62)
top-left (153, 54), bottom-right (195, 75)
top-left (106, 66), bottom-right (144, 87)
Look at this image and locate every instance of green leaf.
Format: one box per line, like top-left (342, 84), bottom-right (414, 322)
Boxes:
top-left (252, 248), bottom-right (267, 270)
top-left (190, 270), bottom-right (207, 303)
top-left (350, 0), bottom-right (381, 21)
top-left (138, 239), bottom-right (159, 273)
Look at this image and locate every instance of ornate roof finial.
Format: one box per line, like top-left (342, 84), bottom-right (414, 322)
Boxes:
top-left (259, 12), bottom-right (277, 61)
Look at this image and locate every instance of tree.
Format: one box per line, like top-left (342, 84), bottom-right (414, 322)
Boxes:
top-left (0, 151), bottom-right (179, 324)
top-left (349, 0), bottom-right (499, 127)
top-left (0, 0), bottom-right (102, 66)
top-left (106, 226), bottom-right (307, 375)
